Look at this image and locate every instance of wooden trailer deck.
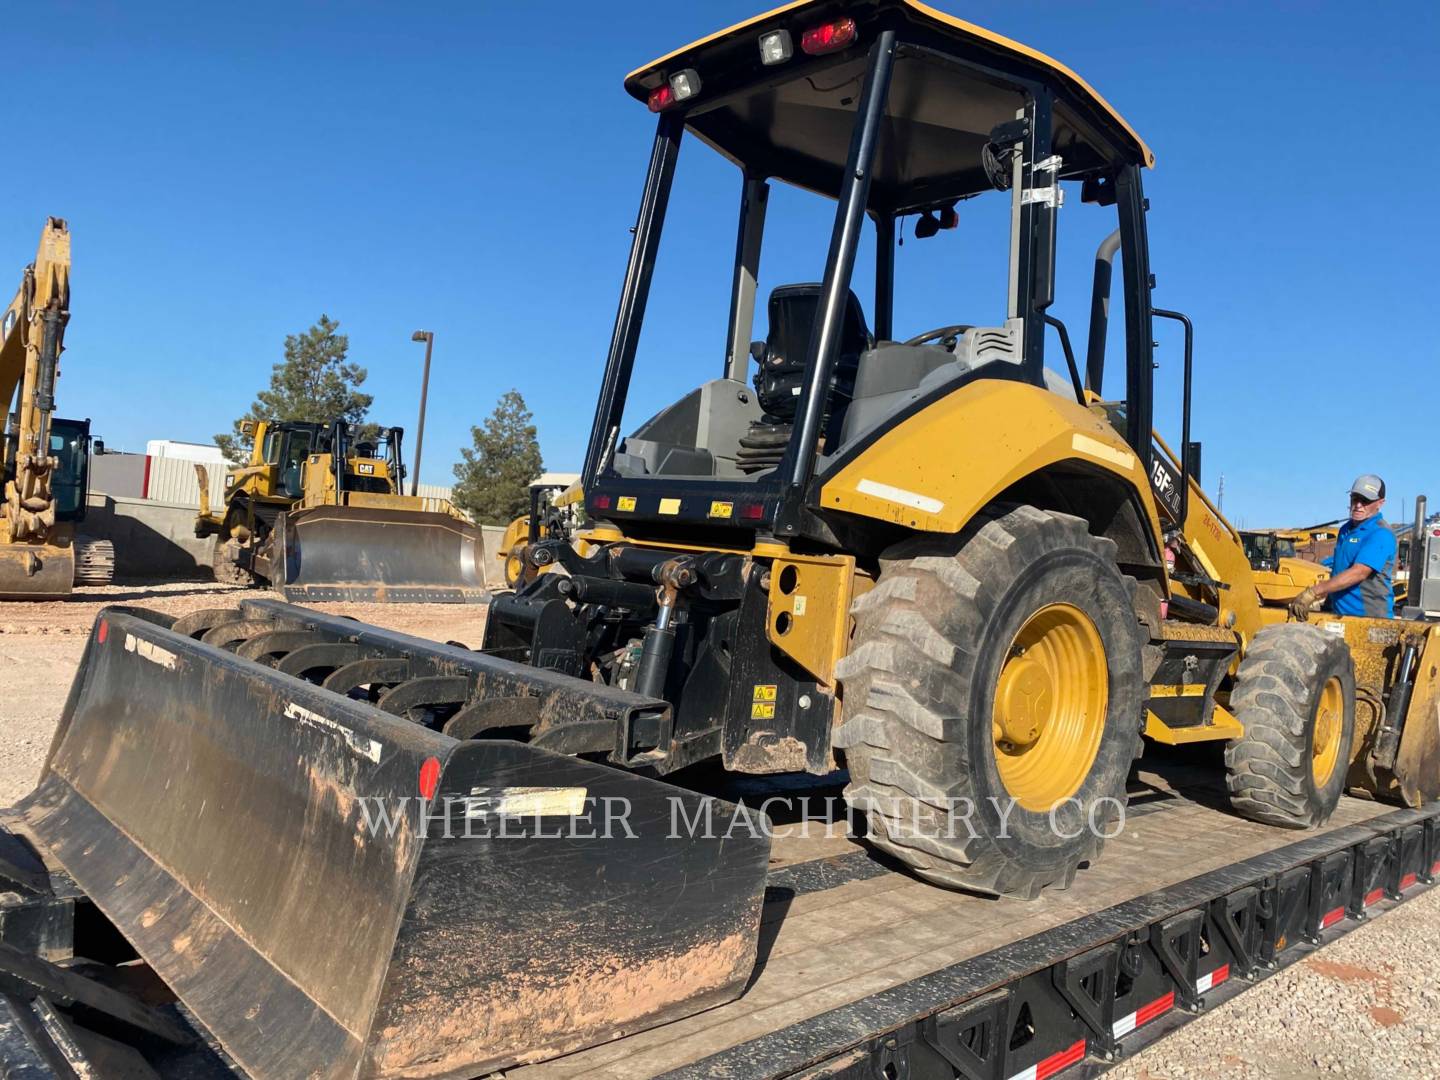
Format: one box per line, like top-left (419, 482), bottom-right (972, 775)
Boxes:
top-left (507, 759), bottom-right (1399, 1080)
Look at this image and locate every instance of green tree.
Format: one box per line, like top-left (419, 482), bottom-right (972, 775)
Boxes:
top-left (215, 315), bottom-right (374, 462)
top-left (453, 390), bottom-right (543, 525)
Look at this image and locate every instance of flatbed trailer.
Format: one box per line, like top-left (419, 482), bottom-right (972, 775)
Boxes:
top-left (2, 755), bottom-right (1438, 1080)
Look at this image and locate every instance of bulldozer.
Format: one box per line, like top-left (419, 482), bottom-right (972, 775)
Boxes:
top-left (0, 217), bottom-right (112, 597)
top-left (194, 416), bottom-right (486, 602)
top-left (17, 4), bottom-right (1440, 1078)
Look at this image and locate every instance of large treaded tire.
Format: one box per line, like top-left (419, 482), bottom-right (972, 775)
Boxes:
top-left (1225, 623), bottom-right (1354, 828)
top-left (835, 505), bottom-right (1146, 900)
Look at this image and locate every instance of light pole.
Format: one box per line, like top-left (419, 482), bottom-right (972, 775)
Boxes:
top-left (409, 330), bottom-right (434, 497)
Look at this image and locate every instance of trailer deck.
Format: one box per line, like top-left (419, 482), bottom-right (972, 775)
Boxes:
top-left (2, 753), bottom-right (1437, 1080)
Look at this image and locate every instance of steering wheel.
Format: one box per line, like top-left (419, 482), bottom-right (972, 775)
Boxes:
top-left (902, 325), bottom-right (973, 348)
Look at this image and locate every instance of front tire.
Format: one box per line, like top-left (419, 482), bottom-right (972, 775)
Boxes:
top-left (1225, 623), bottom-right (1354, 828)
top-left (835, 506), bottom-right (1145, 900)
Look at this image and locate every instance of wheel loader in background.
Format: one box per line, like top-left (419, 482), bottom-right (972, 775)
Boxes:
top-left (194, 416), bottom-right (486, 602)
top-left (16, 4), bottom-right (1440, 1078)
top-left (1241, 527), bottom-right (1329, 606)
top-left (0, 217), bottom-right (113, 597)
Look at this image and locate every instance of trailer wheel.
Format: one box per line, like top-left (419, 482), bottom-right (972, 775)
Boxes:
top-left (835, 505), bottom-right (1145, 900)
top-left (1225, 623), bottom-right (1354, 828)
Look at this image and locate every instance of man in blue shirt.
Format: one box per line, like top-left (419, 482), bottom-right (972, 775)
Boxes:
top-left (1290, 474), bottom-right (1397, 619)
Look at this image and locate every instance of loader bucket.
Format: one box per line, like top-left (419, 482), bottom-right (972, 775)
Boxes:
top-left (1334, 614), bottom-right (1440, 807)
top-left (21, 606), bottom-right (770, 1080)
top-left (0, 542), bottom-right (74, 599)
top-left (277, 504), bottom-right (487, 603)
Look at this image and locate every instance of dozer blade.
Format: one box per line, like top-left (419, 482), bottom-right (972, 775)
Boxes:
top-left (277, 505), bottom-right (487, 603)
top-left (0, 542), bottom-right (74, 599)
top-left (21, 607), bottom-right (770, 1080)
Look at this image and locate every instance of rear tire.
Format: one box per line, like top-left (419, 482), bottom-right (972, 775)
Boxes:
top-left (1225, 623), bottom-right (1354, 828)
top-left (835, 505), bottom-right (1145, 900)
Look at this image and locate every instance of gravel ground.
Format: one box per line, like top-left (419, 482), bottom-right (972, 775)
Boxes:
top-left (3, 581), bottom-right (1438, 1077)
top-left (1110, 885), bottom-right (1440, 1078)
top-left (0, 579), bottom-right (489, 805)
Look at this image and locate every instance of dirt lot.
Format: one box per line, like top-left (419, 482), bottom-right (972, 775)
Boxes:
top-left (0, 580), bottom-right (489, 806)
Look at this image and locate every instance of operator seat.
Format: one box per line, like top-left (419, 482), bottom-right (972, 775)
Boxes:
top-left (737, 284), bottom-right (870, 474)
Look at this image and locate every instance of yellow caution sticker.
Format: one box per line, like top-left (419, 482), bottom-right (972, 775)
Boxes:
top-left (617, 496), bottom-right (637, 512)
top-left (753, 684), bottom-right (777, 702)
top-left (709, 500), bottom-right (734, 518)
top-left (750, 701), bottom-right (776, 720)
top-left (659, 497), bottom-right (682, 515)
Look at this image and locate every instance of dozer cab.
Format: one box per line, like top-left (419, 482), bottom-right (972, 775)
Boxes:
top-left (195, 417), bottom-right (486, 601)
top-left (20, 5), bottom-right (1440, 1078)
top-left (0, 217), bottom-right (113, 597)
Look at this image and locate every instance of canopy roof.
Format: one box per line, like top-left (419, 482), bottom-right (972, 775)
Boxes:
top-left (625, 0), bottom-right (1153, 214)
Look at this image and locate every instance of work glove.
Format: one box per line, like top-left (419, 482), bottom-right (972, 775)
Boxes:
top-left (1288, 585), bottom-right (1322, 621)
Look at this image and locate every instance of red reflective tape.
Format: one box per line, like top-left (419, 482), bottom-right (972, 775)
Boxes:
top-left (1214, 963), bottom-right (1230, 984)
top-left (418, 756), bottom-right (441, 800)
top-left (141, 454), bottom-right (152, 499)
top-left (1135, 991), bottom-right (1175, 1026)
top-left (1365, 887), bottom-right (1384, 907)
top-left (97, 618), bottom-right (108, 644)
top-left (1321, 906), bottom-right (1345, 929)
top-left (1432, 859), bottom-right (1440, 876)
top-left (1400, 873), bottom-right (1418, 890)
top-left (1036, 1039), bottom-right (1086, 1080)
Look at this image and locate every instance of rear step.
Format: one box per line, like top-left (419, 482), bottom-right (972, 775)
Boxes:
top-left (20, 604), bottom-right (770, 1080)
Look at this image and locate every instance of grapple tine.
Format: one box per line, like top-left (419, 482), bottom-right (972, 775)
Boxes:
top-left (23, 607), bottom-right (770, 1080)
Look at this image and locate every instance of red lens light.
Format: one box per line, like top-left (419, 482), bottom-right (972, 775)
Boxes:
top-left (801, 17), bottom-right (857, 55)
top-left (647, 84), bottom-right (676, 112)
top-left (741, 502), bottom-right (765, 520)
top-left (593, 494), bottom-right (613, 510)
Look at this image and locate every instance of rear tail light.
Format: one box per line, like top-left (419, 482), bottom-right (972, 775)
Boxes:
top-left (800, 17), bottom-right (857, 55)
top-left (759, 29), bottom-right (793, 65)
top-left (648, 68), bottom-right (701, 112)
top-left (741, 502), bottom-right (765, 520)
top-left (593, 494), bottom-right (613, 510)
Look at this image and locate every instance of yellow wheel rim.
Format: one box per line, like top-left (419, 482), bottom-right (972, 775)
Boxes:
top-left (1312, 676), bottom-right (1344, 786)
top-left (992, 603), bottom-right (1109, 813)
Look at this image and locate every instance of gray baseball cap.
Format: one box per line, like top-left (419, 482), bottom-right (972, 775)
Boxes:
top-left (1349, 474), bottom-right (1386, 501)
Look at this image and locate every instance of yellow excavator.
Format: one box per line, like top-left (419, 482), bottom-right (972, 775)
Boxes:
top-left (0, 217), bottom-right (111, 597)
top-left (20, 6), bottom-right (1440, 1078)
top-left (195, 417), bottom-right (485, 602)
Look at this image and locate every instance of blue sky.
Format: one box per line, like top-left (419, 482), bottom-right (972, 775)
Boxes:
top-left (5, 2), bottom-right (1437, 527)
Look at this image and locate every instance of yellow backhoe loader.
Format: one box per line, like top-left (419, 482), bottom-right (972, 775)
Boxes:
top-left (195, 417), bottom-right (485, 602)
top-left (0, 217), bottom-right (112, 597)
top-left (18, 6), bottom-right (1440, 1078)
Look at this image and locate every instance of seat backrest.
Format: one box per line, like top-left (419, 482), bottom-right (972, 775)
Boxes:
top-left (755, 284), bottom-right (869, 421)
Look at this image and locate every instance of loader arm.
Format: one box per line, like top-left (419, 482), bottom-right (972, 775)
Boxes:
top-left (0, 218), bottom-right (70, 547)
